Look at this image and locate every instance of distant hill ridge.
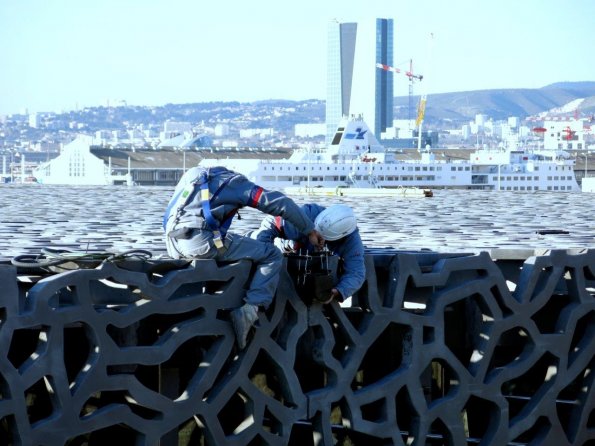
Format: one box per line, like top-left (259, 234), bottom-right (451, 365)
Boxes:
top-left (58, 81), bottom-right (594, 133)
top-left (397, 81), bottom-right (595, 124)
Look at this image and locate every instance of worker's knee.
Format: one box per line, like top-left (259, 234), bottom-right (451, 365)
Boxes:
top-left (264, 243), bottom-right (283, 263)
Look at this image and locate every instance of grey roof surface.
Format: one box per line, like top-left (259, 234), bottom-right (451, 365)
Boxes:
top-left (90, 147), bottom-right (293, 169)
top-left (1, 184), bottom-right (594, 263)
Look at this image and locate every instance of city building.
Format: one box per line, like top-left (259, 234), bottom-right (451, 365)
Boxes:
top-left (325, 19), bottom-right (357, 144)
top-left (326, 18), bottom-right (395, 144)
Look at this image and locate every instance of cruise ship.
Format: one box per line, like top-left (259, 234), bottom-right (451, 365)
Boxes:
top-left (200, 116), bottom-right (582, 192)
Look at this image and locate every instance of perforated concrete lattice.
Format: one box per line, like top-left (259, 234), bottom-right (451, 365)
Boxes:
top-left (1, 249), bottom-right (595, 445)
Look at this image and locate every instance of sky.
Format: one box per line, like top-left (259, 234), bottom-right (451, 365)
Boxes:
top-left (0, 0), bottom-right (593, 115)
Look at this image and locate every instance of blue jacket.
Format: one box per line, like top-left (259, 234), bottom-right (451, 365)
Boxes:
top-left (252, 203), bottom-right (366, 299)
top-left (164, 166), bottom-right (315, 238)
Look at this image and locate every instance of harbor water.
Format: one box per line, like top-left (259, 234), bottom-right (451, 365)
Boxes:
top-left (1, 184), bottom-right (594, 262)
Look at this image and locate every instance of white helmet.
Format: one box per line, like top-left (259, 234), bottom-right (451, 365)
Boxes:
top-left (314, 205), bottom-right (357, 241)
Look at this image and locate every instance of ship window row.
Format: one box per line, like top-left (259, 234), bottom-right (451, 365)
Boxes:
top-left (492, 176), bottom-right (574, 182)
top-left (263, 165), bottom-right (447, 172)
top-left (260, 175), bottom-right (438, 182)
top-left (498, 186), bottom-right (570, 191)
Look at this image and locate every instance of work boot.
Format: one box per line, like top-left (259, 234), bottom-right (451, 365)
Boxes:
top-left (230, 303), bottom-right (259, 349)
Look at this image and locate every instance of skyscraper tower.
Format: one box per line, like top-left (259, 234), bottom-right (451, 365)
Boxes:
top-left (326, 18), bottom-right (394, 143)
top-left (325, 20), bottom-right (357, 145)
top-left (374, 18), bottom-right (394, 138)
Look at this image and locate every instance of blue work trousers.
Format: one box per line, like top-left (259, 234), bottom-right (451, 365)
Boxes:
top-left (166, 230), bottom-right (283, 308)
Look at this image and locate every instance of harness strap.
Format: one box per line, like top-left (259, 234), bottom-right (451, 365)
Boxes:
top-left (165, 167), bottom-right (242, 253)
top-left (274, 216), bottom-right (285, 238)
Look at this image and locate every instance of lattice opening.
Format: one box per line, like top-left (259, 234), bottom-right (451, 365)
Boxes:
top-left (486, 326), bottom-right (533, 376)
top-left (263, 406), bottom-right (283, 438)
top-left (360, 398), bottom-right (387, 424)
top-left (352, 322), bottom-right (409, 390)
top-left (0, 415), bottom-right (17, 445)
top-left (589, 408), bottom-right (595, 429)
top-left (295, 326), bottom-right (327, 393)
top-left (568, 310), bottom-right (595, 367)
top-left (556, 357), bottom-right (595, 443)
top-left (172, 416), bottom-right (206, 446)
top-left (25, 376), bottom-right (55, 425)
top-left (531, 293), bottom-right (571, 334)
top-left (461, 395), bottom-right (501, 442)
top-left (63, 324), bottom-right (94, 390)
top-left (216, 391), bottom-right (254, 437)
top-left (444, 293), bottom-right (494, 371)
top-left (421, 359), bottom-right (459, 406)
top-left (249, 350), bottom-right (297, 409)
top-left (8, 326), bottom-right (49, 371)
top-left (0, 370), bottom-right (11, 400)
top-left (503, 352), bottom-right (559, 422)
top-left (398, 275), bottom-right (434, 312)
top-left (428, 417), bottom-right (452, 445)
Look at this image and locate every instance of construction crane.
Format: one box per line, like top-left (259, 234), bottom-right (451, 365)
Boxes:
top-left (376, 60), bottom-right (423, 122)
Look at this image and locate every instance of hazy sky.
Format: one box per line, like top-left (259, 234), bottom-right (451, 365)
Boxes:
top-left (1, 0), bottom-right (593, 115)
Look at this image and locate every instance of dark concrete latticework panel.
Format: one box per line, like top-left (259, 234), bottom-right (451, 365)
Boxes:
top-left (1, 249), bottom-right (595, 445)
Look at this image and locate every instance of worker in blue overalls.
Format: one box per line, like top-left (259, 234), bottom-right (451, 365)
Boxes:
top-left (251, 203), bottom-right (366, 304)
top-left (164, 166), bottom-right (324, 349)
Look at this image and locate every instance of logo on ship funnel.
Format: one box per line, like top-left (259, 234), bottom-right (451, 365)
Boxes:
top-left (344, 127), bottom-right (367, 140)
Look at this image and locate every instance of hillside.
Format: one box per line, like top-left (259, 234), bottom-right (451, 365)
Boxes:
top-left (395, 81), bottom-right (595, 125)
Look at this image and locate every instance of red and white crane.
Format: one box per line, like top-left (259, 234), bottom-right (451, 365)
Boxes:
top-left (376, 60), bottom-right (423, 122)
top-left (376, 33), bottom-right (434, 151)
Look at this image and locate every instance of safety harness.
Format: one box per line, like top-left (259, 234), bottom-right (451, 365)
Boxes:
top-left (164, 167), bottom-right (239, 253)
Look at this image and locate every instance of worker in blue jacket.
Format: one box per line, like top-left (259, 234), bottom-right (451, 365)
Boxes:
top-left (251, 203), bottom-right (366, 304)
top-left (163, 166), bottom-right (323, 349)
